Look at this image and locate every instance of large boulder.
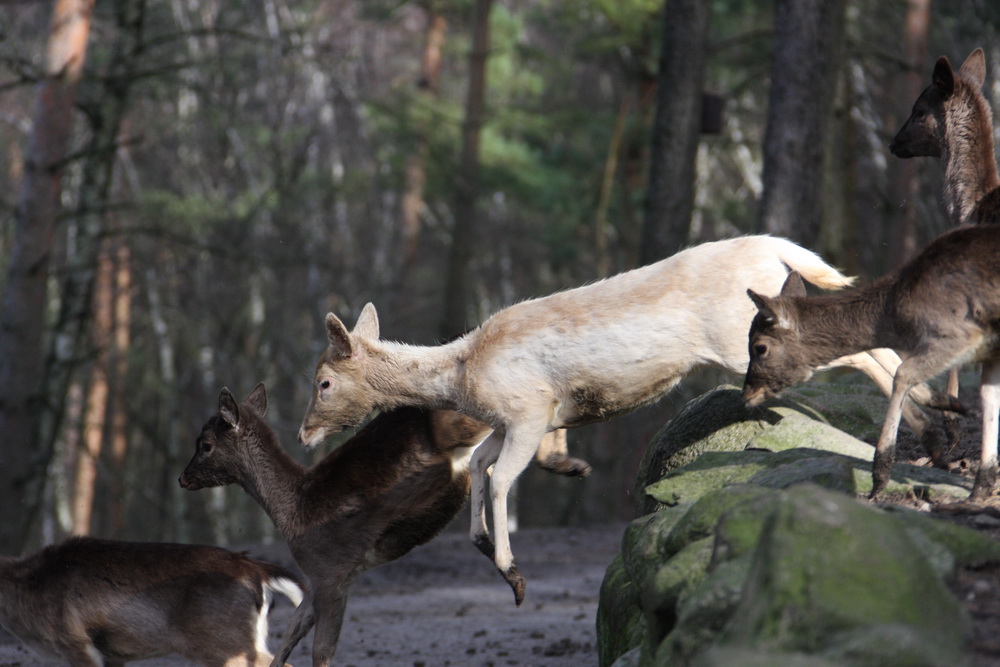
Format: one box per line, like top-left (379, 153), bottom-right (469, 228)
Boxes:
top-left (599, 385), bottom-right (999, 667)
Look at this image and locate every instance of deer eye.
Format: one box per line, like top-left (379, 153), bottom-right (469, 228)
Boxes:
top-left (753, 343), bottom-right (769, 359)
top-left (201, 441), bottom-right (214, 455)
top-left (319, 379), bottom-right (332, 391)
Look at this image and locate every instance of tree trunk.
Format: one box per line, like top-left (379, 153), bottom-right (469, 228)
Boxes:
top-left (108, 240), bottom-right (132, 537)
top-left (37, 0), bottom-right (144, 541)
top-left (0, 0), bottom-right (93, 553)
top-left (440, 0), bottom-right (492, 338)
top-left (71, 244), bottom-right (114, 535)
top-left (756, 0), bottom-right (847, 247)
top-left (639, 0), bottom-right (713, 266)
top-left (401, 5), bottom-right (447, 274)
top-left (887, 0), bottom-right (931, 270)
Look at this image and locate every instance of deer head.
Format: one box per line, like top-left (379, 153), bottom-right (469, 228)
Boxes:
top-left (179, 384), bottom-right (267, 490)
top-left (742, 272), bottom-right (813, 406)
top-left (298, 303), bottom-right (382, 448)
top-left (890, 48), bottom-right (987, 159)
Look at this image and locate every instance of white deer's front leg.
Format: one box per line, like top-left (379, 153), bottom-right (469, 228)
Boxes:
top-left (469, 437), bottom-right (502, 558)
top-left (490, 424), bottom-right (547, 606)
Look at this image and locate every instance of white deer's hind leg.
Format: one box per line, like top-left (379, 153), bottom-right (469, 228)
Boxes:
top-left (469, 436), bottom-right (503, 558)
top-left (490, 423), bottom-right (548, 607)
top-left (972, 360), bottom-right (1000, 500)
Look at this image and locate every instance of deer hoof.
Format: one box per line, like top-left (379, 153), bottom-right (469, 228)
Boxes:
top-left (504, 565), bottom-right (526, 606)
top-left (537, 454), bottom-right (592, 477)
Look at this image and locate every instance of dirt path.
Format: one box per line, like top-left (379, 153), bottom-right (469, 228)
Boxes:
top-left (0, 523), bottom-right (627, 667)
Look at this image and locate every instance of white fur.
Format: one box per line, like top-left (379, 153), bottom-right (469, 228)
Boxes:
top-left (301, 235), bottom-right (939, 601)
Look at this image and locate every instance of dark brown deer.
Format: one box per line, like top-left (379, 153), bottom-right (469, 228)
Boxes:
top-left (890, 47), bottom-right (1000, 450)
top-left (891, 47), bottom-right (1000, 225)
top-left (0, 536), bottom-right (303, 667)
top-left (742, 224), bottom-right (1000, 500)
top-left (179, 384), bottom-right (494, 667)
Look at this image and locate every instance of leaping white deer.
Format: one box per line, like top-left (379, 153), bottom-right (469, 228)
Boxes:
top-left (298, 235), bottom-right (951, 605)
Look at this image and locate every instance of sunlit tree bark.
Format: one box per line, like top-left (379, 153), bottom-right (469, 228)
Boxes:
top-left (401, 3), bottom-right (447, 275)
top-left (0, 0), bottom-right (93, 553)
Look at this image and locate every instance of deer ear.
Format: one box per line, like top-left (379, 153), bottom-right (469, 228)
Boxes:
top-left (932, 55), bottom-right (956, 96)
top-left (747, 289), bottom-right (778, 326)
top-left (352, 302), bottom-right (380, 340)
top-left (244, 382), bottom-right (268, 416)
top-left (219, 387), bottom-right (240, 429)
top-left (780, 271), bottom-right (807, 298)
top-left (959, 48), bottom-right (986, 89)
top-left (325, 312), bottom-right (353, 359)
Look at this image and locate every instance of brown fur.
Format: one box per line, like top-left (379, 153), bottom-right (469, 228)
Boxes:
top-left (891, 48), bottom-right (1000, 225)
top-left (0, 537), bottom-right (303, 667)
top-left (179, 384), bottom-right (492, 667)
top-left (744, 224), bottom-right (1000, 499)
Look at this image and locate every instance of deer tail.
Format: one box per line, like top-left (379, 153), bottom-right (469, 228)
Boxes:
top-left (773, 237), bottom-right (857, 291)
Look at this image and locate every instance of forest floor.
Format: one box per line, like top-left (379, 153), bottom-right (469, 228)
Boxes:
top-left (4, 384), bottom-right (1000, 667)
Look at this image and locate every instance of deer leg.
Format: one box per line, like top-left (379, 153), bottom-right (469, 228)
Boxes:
top-left (63, 642), bottom-right (105, 667)
top-left (831, 349), bottom-right (949, 465)
top-left (309, 590), bottom-right (347, 667)
top-left (972, 360), bottom-right (1000, 501)
top-left (944, 367), bottom-right (965, 452)
top-left (534, 429), bottom-right (592, 477)
top-left (871, 376), bottom-right (915, 499)
top-left (269, 590), bottom-right (316, 667)
top-left (490, 423), bottom-right (548, 607)
top-left (469, 437), bottom-right (503, 559)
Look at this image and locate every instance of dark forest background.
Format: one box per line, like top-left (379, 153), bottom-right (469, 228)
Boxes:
top-left (0, 0), bottom-right (997, 552)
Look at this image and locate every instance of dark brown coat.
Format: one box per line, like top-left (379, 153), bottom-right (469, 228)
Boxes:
top-left (179, 384), bottom-right (492, 667)
top-left (743, 224), bottom-right (1000, 499)
top-left (0, 537), bottom-right (303, 667)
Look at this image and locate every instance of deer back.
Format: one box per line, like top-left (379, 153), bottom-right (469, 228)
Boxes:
top-left (0, 537), bottom-right (302, 666)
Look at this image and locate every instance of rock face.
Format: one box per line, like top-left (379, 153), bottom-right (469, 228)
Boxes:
top-left (599, 385), bottom-right (1000, 667)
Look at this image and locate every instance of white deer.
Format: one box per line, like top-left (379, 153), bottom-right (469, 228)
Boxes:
top-left (298, 235), bottom-right (950, 604)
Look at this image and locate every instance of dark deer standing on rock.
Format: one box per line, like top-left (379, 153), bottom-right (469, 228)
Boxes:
top-left (297, 235), bottom-right (953, 605)
top-left (743, 224), bottom-right (1000, 500)
top-left (0, 537), bottom-right (303, 667)
top-left (890, 47), bottom-right (1000, 444)
top-left (179, 384), bottom-right (496, 667)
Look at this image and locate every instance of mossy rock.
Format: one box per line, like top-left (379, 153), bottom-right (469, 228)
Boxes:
top-left (717, 485), bottom-right (970, 664)
top-left (597, 553), bottom-right (647, 667)
top-left (635, 385), bottom-right (888, 515)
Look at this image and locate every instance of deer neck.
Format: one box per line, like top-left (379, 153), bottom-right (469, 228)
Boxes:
top-left (794, 284), bottom-right (889, 368)
top-left (366, 337), bottom-right (470, 411)
top-left (238, 424), bottom-right (307, 537)
top-left (943, 92), bottom-right (1000, 224)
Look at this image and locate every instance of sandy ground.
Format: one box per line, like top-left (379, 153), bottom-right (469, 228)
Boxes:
top-left (0, 523), bottom-right (626, 667)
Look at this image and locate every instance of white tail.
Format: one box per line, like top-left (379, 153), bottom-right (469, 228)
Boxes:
top-left (296, 234), bottom-right (949, 605)
top-left (0, 536), bottom-right (303, 667)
